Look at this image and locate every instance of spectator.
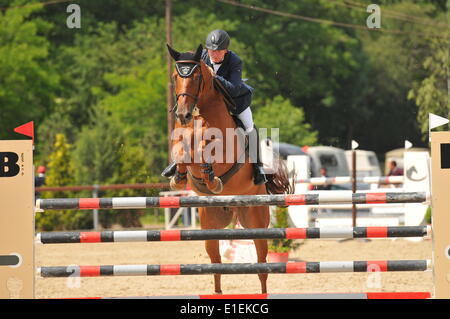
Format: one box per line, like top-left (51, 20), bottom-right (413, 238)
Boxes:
top-left (314, 167), bottom-right (332, 190)
top-left (387, 160), bottom-right (403, 176)
top-left (35, 165), bottom-right (46, 199)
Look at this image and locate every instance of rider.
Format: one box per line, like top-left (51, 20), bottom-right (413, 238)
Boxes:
top-left (162, 29), bottom-right (267, 185)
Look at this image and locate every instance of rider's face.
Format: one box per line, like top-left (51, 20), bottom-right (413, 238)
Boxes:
top-left (208, 49), bottom-right (227, 63)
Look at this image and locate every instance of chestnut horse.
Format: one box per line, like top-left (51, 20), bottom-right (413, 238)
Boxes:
top-left (166, 44), bottom-right (292, 294)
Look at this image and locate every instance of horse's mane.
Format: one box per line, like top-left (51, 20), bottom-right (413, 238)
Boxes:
top-left (212, 77), bottom-right (238, 113)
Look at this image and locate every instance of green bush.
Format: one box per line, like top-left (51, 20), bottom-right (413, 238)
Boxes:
top-left (268, 206), bottom-right (301, 253)
top-left (35, 134), bottom-right (93, 231)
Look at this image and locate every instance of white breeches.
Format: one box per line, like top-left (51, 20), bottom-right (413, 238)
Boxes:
top-left (237, 107), bottom-right (254, 133)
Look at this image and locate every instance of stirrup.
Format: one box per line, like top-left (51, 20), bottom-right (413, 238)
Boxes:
top-left (161, 162), bottom-right (177, 178)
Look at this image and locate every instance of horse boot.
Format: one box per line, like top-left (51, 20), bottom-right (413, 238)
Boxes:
top-left (161, 161), bottom-right (177, 178)
top-left (247, 126), bottom-right (267, 185)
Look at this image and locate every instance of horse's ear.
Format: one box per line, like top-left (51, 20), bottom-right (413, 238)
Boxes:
top-left (194, 44), bottom-right (203, 61)
top-left (167, 44), bottom-right (180, 61)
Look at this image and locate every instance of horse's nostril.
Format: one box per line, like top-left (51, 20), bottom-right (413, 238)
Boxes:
top-left (185, 113), bottom-right (192, 120)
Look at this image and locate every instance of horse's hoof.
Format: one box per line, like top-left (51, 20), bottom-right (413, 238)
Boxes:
top-left (210, 177), bottom-right (223, 194)
top-left (170, 176), bottom-right (187, 190)
top-left (214, 291), bottom-right (223, 295)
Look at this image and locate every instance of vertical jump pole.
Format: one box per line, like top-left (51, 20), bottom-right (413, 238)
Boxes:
top-left (92, 184), bottom-right (99, 230)
top-left (351, 140), bottom-right (359, 227)
top-left (0, 140), bottom-right (34, 298)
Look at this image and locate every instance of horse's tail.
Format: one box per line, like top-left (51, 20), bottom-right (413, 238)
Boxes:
top-left (265, 157), bottom-right (295, 195)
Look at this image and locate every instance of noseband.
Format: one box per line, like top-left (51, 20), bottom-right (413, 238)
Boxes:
top-left (171, 60), bottom-right (203, 117)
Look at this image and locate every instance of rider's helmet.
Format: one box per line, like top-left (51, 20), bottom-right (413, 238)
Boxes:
top-left (205, 30), bottom-right (230, 51)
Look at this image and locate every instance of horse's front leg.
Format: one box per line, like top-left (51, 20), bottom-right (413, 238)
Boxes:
top-left (169, 163), bottom-right (188, 190)
top-left (198, 138), bottom-right (223, 194)
top-left (169, 137), bottom-right (189, 190)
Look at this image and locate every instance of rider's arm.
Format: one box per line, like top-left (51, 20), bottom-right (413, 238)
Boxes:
top-left (215, 59), bottom-right (245, 97)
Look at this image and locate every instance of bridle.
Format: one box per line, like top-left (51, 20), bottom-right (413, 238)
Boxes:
top-left (171, 60), bottom-right (203, 117)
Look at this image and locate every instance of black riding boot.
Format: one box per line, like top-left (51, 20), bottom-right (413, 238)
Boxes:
top-left (247, 127), bottom-right (267, 185)
top-left (161, 161), bottom-right (177, 178)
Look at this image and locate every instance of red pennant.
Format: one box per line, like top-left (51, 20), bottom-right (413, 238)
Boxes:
top-left (14, 121), bottom-right (34, 143)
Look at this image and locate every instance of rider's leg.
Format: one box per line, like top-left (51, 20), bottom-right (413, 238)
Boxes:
top-left (237, 107), bottom-right (267, 185)
top-left (237, 107), bottom-right (254, 133)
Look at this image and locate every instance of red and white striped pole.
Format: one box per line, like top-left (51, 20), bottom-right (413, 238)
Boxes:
top-left (36, 226), bottom-right (431, 244)
top-left (35, 192), bottom-right (429, 210)
top-left (37, 259), bottom-right (432, 278)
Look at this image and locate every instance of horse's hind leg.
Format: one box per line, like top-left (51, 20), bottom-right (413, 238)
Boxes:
top-left (238, 206), bottom-right (270, 294)
top-left (254, 239), bottom-right (268, 294)
top-left (199, 206), bottom-right (234, 294)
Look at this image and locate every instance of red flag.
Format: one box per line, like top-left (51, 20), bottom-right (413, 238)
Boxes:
top-left (14, 121), bottom-right (34, 143)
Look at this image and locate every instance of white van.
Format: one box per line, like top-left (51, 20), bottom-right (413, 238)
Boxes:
top-left (345, 150), bottom-right (381, 177)
top-left (306, 146), bottom-right (350, 177)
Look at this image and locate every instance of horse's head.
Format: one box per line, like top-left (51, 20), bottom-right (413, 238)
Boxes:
top-left (167, 44), bottom-right (213, 125)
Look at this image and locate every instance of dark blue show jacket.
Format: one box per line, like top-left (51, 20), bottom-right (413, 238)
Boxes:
top-left (202, 49), bottom-right (253, 115)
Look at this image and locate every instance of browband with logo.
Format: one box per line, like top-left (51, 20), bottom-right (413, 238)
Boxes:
top-left (175, 60), bottom-right (199, 78)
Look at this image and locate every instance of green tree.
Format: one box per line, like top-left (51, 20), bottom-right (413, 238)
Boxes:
top-left (54, 22), bottom-right (123, 130)
top-left (71, 108), bottom-right (135, 228)
top-left (0, 0), bottom-right (58, 139)
top-left (254, 95), bottom-right (317, 146)
top-left (36, 102), bottom-right (78, 167)
top-left (408, 36), bottom-right (450, 135)
top-left (71, 107), bottom-right (125, 186)
top-left (357, 1), bottom-right (442, 150)
top-left (36, 134), bottom-right (92, 231)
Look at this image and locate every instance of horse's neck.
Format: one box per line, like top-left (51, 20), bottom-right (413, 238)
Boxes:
top-left (198, 88), bottom-right (244, 166)
top-left (200, 88), bottom-right (235, 130)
